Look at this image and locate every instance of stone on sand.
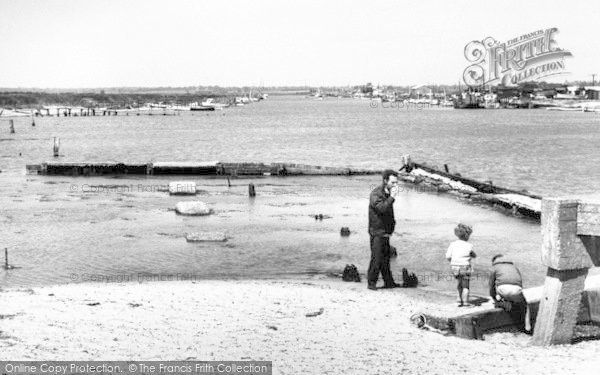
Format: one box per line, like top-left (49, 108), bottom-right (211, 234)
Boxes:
top-left (175, 201), bottom-right (212, 216)
top-left (186, 232), bottom-right (227, 242)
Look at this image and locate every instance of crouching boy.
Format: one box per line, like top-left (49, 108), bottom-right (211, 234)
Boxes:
top-left (489, 254), bottom-right (532, 333)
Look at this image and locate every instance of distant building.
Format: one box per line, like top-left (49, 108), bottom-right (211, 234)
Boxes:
top-left (567, 86), bottom-right (585, 96)
top-left (410, 85), bottom-right (432, 98)
top-left (584, 86), bottom-right (600, 100)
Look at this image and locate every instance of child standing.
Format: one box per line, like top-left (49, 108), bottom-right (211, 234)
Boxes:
top-left (446, 223), bottom-right (476, 306)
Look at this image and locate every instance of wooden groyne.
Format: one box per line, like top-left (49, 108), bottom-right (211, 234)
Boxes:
top-left (25, 157), bottom-right (542, 219)
top-left (400, 158), bottom-right (541, 219)
top-left (30, 107), bottom-right (181, 117)
top-left (25, 161), bottom-right (378, 177)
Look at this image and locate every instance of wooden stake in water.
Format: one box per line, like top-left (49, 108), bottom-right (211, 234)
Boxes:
top-left (249, 183), bottom-right (256, 197)
top-left (9, 119), bottom-right (15, 134)
top-left (53, 137), bottom-right (60, 157)
top-left (31, 110), bottom-right (35, 127)
top-left (4, 248), bottom-right (7, 269)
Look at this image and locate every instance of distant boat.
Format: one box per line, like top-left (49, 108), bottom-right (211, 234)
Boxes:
top-left (235, 97), bottom-right (250, 105)
top-left (190, 104), bottom-right (215, 111)
top-left (546, 107), bottom-right (581, 112)
top-left (201, 98), bottom-right (230, 109)
top-left (454, 92), bottom-right (482, 109)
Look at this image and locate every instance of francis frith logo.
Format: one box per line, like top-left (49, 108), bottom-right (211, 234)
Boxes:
top-left (463, 27), bottom-right (573, 87)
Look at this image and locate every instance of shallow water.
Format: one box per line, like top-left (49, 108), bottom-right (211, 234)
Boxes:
top-left (0, 174), bottom-right (543, 295)
top-left (1, 96), bottom-right (599, 294)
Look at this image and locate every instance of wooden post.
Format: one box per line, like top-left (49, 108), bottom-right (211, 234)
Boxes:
top-left (4, 248), bottom-right (7, 269)
top-left (31, 110), bottom-right (35, 126)
top-left (444, 164), bottom-right (449, 173)
top-left (248, 183), bottom-right (256, 197)
top-left (533, 198), bottom-right (600, 345)
top-left (9, 119), bottom-right (15, 133)
top-left (53, 137), bottom-right (60, 157)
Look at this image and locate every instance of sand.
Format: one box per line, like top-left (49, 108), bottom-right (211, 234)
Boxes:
top-left (1, 279), bottom-right (600, 374)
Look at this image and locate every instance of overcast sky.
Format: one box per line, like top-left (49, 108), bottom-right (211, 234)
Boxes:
top-left (1, 0), bottom-right (599, 88)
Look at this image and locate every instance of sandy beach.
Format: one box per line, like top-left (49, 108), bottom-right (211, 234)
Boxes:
top-left (1, 279), bottom-right (599, 374)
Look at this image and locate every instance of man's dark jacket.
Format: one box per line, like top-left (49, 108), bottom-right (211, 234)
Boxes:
top-left (368, 183), bottom-right (396, 236)
top-left (489, 257), bottom-right (523, 298)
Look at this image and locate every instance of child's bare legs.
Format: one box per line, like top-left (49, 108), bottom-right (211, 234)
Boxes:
top-left (461, 288), bottom-right (470, 305)
top-left (456, 282), bottom-right (463, 305)
top-left (524, 304), bottom-right (532, 332)
top-left (460, 273), bottom-right (471, 306)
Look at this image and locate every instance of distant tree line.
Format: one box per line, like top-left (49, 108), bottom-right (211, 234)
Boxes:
top-left (0, 92), bottom-right (230, 108)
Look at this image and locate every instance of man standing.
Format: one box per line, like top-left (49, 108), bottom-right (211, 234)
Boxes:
top-left (367, 169), bottom-right (400, 290)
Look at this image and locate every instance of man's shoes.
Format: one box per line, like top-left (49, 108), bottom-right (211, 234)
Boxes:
top-left (367, 284), bottom-right (377, 291)
top-left (382, 282), bottom-right (402, 289)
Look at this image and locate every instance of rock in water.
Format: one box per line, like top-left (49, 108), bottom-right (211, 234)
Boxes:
top-left (169, 181), bottom-right (197, 195)
top-left (186, 232), bottom-right (227, 242)
top-left (175, 201), bottom-right (212, 216)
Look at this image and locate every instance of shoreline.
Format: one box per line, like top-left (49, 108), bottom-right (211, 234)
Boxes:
top-left (1, 279), bottom-right (600, 374)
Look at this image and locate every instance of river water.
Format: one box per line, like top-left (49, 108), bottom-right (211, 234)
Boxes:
top-left (1, 96), bottom-right (599, 294)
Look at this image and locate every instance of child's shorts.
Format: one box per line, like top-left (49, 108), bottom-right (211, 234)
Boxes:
top-left (451, 265), bottom-right (472, 279)
top-left (497, 284), bottom-right (526, 304)
top-left (451, 265), bottom-right (472, 289)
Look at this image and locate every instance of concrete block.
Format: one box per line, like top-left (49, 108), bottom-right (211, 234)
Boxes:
top-left (175, 201), bottom-right (212, 216)
top-left (186, 232), bottom-right (227, 242)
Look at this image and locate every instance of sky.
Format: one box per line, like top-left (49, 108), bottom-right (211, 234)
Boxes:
top-left (1, 0), bottom-right (599, 88)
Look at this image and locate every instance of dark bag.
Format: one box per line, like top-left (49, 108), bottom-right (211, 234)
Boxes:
top-left (402, 267), bottom-right (418, 287)
top-left (342, 264), bottom-right (361, 282)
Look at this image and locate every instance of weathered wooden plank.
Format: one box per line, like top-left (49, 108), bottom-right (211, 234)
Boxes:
top-left (578, 224), bottom-right (600, 236)
top-left (153, 161), bottom-right (219, 168)
top-left (532, 268), bottom-right (588, 345)
top-left (577, 212), bottom-right (600, 225)
top-left (454, 307), bottom-right (525, 340)
top-left (153, 161), bottom-right (218, 175)
top-left (25, 164), bottom-right (42, 174)
top-left (577, 205), bottom-right (600, 235)
top-left (541, 198), bottom-right (594, 270)
top-left (586, 288), bottom-right (600, 322)
top-left (578, 203), bottom-right (600, 214)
